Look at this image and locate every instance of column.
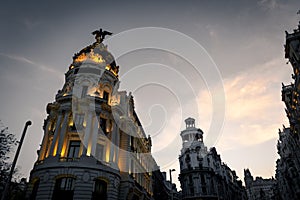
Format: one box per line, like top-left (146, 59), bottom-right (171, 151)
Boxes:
top-left (49, 113), bottom-right (63, 156)
top-left (113, 122), bottom-right (120, 163)
top-left (56, 112), bottom-right (69, 157)
top-left (109, 120), bottom-right (115, 162)
top-left (82, 112), bottom-right (93, 156)
top-left (38, 120), bottom-right (52, 160)
top-left (91, 115), bottom-right (99, 156)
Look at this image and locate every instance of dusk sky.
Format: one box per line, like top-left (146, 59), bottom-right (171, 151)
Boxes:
top-left (1, 0), bottom-right (300, 188)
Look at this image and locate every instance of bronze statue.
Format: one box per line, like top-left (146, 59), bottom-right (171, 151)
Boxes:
top-left (92, 28), bottom-right (112, 43)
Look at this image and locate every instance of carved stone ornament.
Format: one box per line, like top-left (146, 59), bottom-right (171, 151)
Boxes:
top-left (82, 171), bottom-right (90, 182)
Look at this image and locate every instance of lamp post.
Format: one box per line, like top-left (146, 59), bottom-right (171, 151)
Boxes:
top-left (169, 169), bottom-right (176, 200)
top-left (1, 120), bottom-right (32, 200)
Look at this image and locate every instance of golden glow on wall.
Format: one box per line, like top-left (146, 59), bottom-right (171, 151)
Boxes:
top-left (74, 53), bottom-right (87, 62)
top-left (45, 138), bottom-right (52, 158)
top-left (74, 50), bottom-right (105, 64)
top-left (69, 120), bottom-right (74, 127)
top-left (105, 64), bottom-right (118, 76)
top-left (61, 145), bottom-right (66, 157)
top-left (52, 140), bottom-right (58, 156)
top-left (87, 143), bottom-right (92, 156)
top-left (105, 145), bottom-right (110, 162)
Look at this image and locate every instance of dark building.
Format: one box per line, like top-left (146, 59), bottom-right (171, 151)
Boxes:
top-left (178, 118), bottom-right (247, 200)
top-left (276, 21), bottom-right (300, 199)
top-left (244, 169), bottom-right (276, 200)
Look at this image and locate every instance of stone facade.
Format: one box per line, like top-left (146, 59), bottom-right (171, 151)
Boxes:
top-left (276, 22), bottom-right (300, 200)
top-left (178, 118), bottom-right (247, 200)
top-left (244, 169), bottom-right (276, 200)
top-left (25, 31), bottom-right (170, 200)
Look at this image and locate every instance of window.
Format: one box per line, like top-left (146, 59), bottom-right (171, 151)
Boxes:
top-left (52, 177), bottom-right (75, 200)
top-left (201, 175), bottom-right (206, 185)
top-left (130, 136), bottom-right (135, 151)
top-left (100, 118), bottom-right (107, 134)
top-left (81, 86), bottom-right (88, 98)
top-left (132, 194), bottom-right (139, 200)
top-left (67, 141), bottom-right (81, 159)
top-left (103, 91), bottom-right (109, 101)
top-left (199, 162), bottom-right (203, 169)
top-left (202, 186), bottom-right (207, 195)
top-left (95, 143), bottom-right (104, 161)
top-left (189, 175), bottom-right (193, 184)
top-left (185, 154), bottom-right (190, 162)
top-left (190, 187), bottom-right (194, 195)
top-left (92, 180), bottom-right (107, 200)
top-left (29, 179), bottom-right (40, 200)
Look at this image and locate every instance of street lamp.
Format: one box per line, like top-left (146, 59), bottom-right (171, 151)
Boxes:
top-left (1, 120), bottom-right (32, 200)
top-left (169, 169), bottom-right (176, 200)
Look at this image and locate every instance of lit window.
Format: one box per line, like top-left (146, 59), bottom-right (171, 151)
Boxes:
top-left (52, 177), bottom-right (75, 200)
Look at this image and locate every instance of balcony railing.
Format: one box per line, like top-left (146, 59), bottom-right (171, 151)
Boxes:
top-left (59, 157), bottom-right (80, 162)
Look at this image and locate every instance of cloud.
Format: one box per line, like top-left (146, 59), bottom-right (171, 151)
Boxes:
top-left (258, 0), bottom-right (280, 10)
top-left (22, 18), bottom-right (42, 30)
top-left (0, 53), bottom-right (61, 76)
top-left (195, 57), bottom-right (291, 151)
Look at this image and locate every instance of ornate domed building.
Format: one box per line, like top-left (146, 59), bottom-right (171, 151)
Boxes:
top-left (178, 118), bottom-right (247, 200)
top-left (25, 29), bottom-right (167, 200)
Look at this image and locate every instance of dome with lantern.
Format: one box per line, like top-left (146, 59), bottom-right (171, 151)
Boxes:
top-left (69, 29), bottom-right (119, 77)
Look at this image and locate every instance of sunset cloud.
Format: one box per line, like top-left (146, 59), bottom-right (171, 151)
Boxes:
top-left (217, 58), bottom-right (290, 150)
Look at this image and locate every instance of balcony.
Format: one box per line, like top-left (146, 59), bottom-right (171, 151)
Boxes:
top-left (59, 157), bottom-right (80, 162)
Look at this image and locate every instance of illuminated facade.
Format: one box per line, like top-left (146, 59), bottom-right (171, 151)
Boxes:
top-left (178, 118), bottom-right (247, 200)
top-left (25, 30), bottom-right (167, 200)
top-left (276, 21), bottom-right (300, 200)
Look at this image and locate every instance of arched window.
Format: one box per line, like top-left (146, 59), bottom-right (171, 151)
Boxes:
top-left (92, 179), bottom-right (107, 200)
top-left (52, 177), bottom-right (75, 200)
top-left (29, 179), bottom-right (40, 200)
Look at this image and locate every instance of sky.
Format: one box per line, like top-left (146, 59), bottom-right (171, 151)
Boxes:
top-left (0, 0), bottom-right (300, 188)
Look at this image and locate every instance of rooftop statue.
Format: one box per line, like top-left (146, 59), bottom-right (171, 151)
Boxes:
top-left (92, 28), bottom-right (112, 43)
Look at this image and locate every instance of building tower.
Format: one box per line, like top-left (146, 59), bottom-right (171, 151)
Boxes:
top-left (178, 118), bottom-right (247, 200)
top-left (276, 21), bottom-right (300, 199)
top-left (179, 117), bottom-right (218, 200)
top-left (25, 29), bottom-right (160, 200)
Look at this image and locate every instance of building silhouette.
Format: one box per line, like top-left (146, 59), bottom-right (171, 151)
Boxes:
top-left (178, 118), bottom-right (247, 200)
top-left (276, 21), bottom-right (300, 200)
top-left (25, 30), bottom-right (170, 200)
top-left (244, 169), bottom-right (276, 200)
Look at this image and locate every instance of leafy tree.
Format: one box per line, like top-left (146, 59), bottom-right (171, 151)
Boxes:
top-left (0, 120), bottom-right (17, 197)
